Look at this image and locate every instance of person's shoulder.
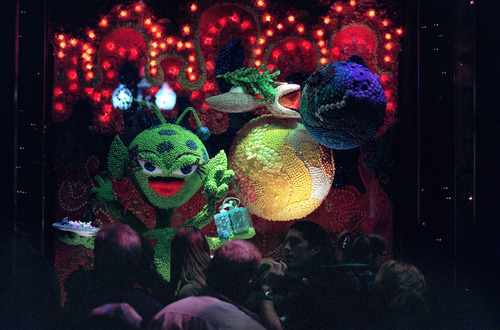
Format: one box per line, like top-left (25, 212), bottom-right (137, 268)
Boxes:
top-left (196, 301), bottom-right (265, 329)
top-left (176, 280), bottom-right (204, 299)
top-left (157, 295), bottom-right (222, 314)
top-left (122, 288), bottom-right (164, 317)
top-left (151, 296), bottom-right (265, 329)
top-left (64, 268), bottom-right (95, 297)
top-left (150, 296), bottom-right (224, 329)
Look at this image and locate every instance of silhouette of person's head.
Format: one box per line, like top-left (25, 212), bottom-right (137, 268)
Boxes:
top-left (374, 260), bottom-right (428, 327)
top-left (375, 260), bottom-right (426, 306)
top-left (206, 239), bottom-right (262, 303)
top-left (284, 221), bottom-right (334, 271)
top-left (93, 224), bottom-right (142, 282)
top-left (170, 226), bottom-right (211, 287)
top-left (336, 230), bottom-right (387, 267)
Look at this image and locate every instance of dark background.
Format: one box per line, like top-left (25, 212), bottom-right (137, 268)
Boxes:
top-left (1, 0), bottom-right (498, 327)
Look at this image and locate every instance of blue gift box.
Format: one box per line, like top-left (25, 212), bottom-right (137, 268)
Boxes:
top-left (214, 198), bottom-right (253, 238)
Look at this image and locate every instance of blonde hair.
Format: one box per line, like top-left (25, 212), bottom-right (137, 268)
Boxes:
top-left (170, 226), bottom-right (211, 291)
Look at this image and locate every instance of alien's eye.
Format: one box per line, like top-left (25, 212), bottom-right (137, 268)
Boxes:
top-left (172, 164), bottom-right (199, 176)
top-left (138, 159), bottom-right (163, 175)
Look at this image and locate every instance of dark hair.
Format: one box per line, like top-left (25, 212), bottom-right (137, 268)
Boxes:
top-left (289, 221), bottom-right (335, 266)
top-left (206, 240), bottom-right (261, 303)
top-left (336, 230), bottom-right (387, 267)
top-left (93, 223), bottom-right (142, 277)
top-left (374, 260), bottom-right (428, 327)
top-left (169, 226), bottom-right (211, 294)
top-left (375, 260), bottom-right (426, 303)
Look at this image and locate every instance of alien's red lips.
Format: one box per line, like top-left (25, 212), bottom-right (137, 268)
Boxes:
top-left (148, 177), bottom-right (185, 196)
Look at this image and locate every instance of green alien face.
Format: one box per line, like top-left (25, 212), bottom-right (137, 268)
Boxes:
top-left (125, 123), bottom-right (210, 210)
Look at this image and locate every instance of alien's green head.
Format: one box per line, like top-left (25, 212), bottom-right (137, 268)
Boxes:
top-left (109, 123), bottom-right (210, 210)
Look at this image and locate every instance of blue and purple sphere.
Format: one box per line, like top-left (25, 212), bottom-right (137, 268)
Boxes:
top-left (299, 58), bottom-right (387, 150)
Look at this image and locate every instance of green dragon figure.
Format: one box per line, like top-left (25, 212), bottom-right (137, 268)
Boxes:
top-left (60, 104), bottom-right (255, 280)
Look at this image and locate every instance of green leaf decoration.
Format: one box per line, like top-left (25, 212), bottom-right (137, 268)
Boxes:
top-left (217, 65), bottom-right (280, 101)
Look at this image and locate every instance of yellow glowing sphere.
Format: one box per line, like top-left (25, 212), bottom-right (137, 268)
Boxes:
top-left (229, 115), bottom-right (335, 221)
